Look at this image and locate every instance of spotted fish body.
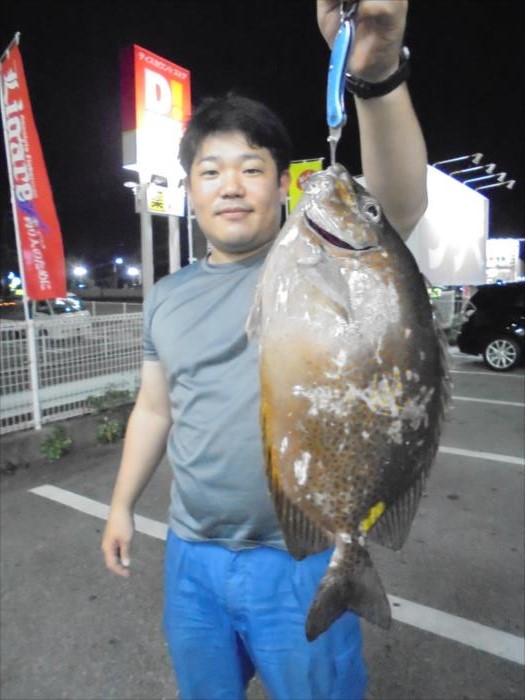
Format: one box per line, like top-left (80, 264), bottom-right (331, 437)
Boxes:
top-left (248, 164), bottom-right (450, 641)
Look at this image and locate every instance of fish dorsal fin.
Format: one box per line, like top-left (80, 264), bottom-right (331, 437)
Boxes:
top-left (367, 469), bottom-right (426, 551)
top-left (262, 402), bottom-right (333, 559)
top-left (370, 312), bottom-right (451, 552)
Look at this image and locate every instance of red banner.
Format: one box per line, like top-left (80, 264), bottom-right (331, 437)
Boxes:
top-left (1, 40), bottom-right (66, 300)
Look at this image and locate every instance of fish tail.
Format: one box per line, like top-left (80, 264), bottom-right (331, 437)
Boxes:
top-left (305, 543), bottom-right (391, 641)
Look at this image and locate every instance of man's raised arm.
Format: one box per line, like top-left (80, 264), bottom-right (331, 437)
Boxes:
top-left (317, 0), bottom-right (427, 239)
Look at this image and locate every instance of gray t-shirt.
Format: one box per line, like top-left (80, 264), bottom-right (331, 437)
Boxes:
top-left (143, 247), bottom-right (285, 550)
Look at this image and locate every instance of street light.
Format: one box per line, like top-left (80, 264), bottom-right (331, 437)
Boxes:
top-left (124, 181), bottom-right (140, 214)
top-left (8, 273), bottom-right (21, 291)
top-left (475, 179), bottom-right (516, 192)
top-left (112, 257), bottom-right (124, 288)
top-left (73, 265), bottom-right (87, 278)
top-left (72, 265), bottom-right (88, 289)
top-left (123, 180), bottom-right (154, 293)
top-left (449, 163), bottom-right (496, 177)
top-left (432, 153), bottom-right (483, 167)
top-left (463, 172), bottom-right (507, 186)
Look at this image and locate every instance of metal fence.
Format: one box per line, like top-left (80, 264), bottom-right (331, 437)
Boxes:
top-left (0, 293), bottom-right (466, 436)
top-left (0, 313), bottom-right (143, 435)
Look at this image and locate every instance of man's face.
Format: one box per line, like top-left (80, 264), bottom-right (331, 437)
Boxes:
top-left (187, 131), bottom-right (290, 263)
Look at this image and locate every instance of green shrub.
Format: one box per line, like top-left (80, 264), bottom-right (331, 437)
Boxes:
top-left (40, 426), bottom-right (72, 462)
top-left (96, 416), bottom-right (125, 444)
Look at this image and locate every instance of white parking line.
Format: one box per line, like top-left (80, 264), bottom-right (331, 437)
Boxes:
top-left (439, 446), bottom-right (525, 466)
top-left (29, 485), bottom-right (167, 540)
top-left (30, 484), bottom-right (525, 666)
top-left (452, 395), bottom-right (525, 408)
top-left (388, 596), bottom-right (524, 666)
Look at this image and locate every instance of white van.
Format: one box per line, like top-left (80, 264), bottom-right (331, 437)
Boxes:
top-left (30, 296), bottom-right (92, 341)
top-left (0, 295), bottom-right (92, 342)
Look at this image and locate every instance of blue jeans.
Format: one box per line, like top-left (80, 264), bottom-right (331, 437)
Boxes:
top-left (163, 529), bottom-right (367, 700)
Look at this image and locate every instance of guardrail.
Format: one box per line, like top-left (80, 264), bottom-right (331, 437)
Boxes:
top-left (0, 313), bottom-right (143, 434)
top-left (83, 301), bottom-right (143, 316)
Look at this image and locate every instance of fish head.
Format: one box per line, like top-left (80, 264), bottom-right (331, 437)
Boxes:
top-left (302, 164), bottom-right (381, 252)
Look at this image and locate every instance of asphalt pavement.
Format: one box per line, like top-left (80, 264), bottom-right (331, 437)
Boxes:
top-left (1, 348), bottom-right (524, 700)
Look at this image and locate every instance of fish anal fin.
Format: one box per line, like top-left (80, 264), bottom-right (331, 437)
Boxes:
top-left (306, 544), bottom-right (391, 641)
top-left (262, 394), bottom-right (332, 560)
top-left (271, 488), bottom-right (333, 559)
top-left (368, 470), bottom-right (427, 551)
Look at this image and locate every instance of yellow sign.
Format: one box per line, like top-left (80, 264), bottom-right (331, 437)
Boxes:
top-left (288, 159), bottom-right (324, 213)
top-left (146, 183), bottom-right (168, 213)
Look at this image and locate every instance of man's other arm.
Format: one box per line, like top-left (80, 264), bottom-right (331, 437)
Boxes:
top-left (101, 360), bottom-right (172, 577)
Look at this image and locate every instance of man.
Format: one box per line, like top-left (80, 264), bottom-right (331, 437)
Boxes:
top-left (102, 1), bottom-right (427, 698)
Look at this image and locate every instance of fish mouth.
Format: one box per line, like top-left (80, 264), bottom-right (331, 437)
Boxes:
top-left (304, 212), bottom-right (375, 251)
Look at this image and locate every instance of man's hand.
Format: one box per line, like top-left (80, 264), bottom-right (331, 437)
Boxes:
top-left (317, 0), bottom-right (408, 82)
top-left (101, 506), bottom-right (134, 578)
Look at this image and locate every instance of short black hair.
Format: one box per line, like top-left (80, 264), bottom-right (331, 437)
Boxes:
top-left (179, 93), bottom-right (292, 177)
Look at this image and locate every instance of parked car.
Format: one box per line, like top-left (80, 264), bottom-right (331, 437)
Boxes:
top-left (456, 282), bottom-right (525, 371)
top-left (0, 296), bottom-right (91, 342)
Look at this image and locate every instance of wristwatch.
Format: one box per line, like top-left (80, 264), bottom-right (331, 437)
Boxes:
top-left (345, 47), bottom-right (410, 99)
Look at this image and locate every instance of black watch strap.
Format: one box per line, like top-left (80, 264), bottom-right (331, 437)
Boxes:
top-left (345, 47), bottom-right (410, 100)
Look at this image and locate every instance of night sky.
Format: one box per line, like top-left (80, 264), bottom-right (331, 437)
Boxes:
top-left (1, 0), bottom-right (524, 269)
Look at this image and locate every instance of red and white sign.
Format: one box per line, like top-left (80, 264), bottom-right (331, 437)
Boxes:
top-left (0, 40), bottom-right (66, 300)
top-left (120, 45), bottom-right (191, 216)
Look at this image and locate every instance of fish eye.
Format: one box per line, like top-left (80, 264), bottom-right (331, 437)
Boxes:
top-left (363, 199), bottom-right (381, 223)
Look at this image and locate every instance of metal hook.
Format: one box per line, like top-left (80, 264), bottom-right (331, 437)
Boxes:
top-left (326, 3), bottom-right (358, 165)
top-left (340, 1), bottom-right (358, 22)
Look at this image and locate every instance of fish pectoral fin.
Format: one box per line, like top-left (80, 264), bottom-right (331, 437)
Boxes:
top-left (299, 264), bottom-right (351, 323)
top-left (306, 544), bottom-right (391, 641)
top-left (368, 469), bottom-right (427, 551)
top-left (246, 280), bottom-right (263, 340)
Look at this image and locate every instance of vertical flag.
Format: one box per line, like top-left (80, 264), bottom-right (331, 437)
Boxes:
top-left (288, 158), bottom-right (324, 213)
top-left (1, 36), bottom-right (67, 300)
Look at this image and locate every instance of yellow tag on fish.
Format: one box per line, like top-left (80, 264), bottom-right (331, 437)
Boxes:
top-left (360, 501), bottom-right (386, 532)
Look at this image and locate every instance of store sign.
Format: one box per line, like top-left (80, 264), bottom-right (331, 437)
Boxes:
top-left (120, 45), bottom-right (191, 216)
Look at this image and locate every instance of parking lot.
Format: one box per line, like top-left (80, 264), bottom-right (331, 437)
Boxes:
top-left (0, 347), bottom-right (523, 700)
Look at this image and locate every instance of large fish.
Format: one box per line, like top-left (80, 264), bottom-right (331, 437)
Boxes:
top-left (247, 163), bottom-right (450, 641)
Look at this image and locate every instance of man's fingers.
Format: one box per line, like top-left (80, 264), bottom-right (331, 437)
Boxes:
top-left (119, 541), bottom-right (131, 568)
top-left (102, 539), bottom-right (131, 577)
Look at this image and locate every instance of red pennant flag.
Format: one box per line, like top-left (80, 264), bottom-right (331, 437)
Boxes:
top-left (1, 38), bottom-right (67, 300)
